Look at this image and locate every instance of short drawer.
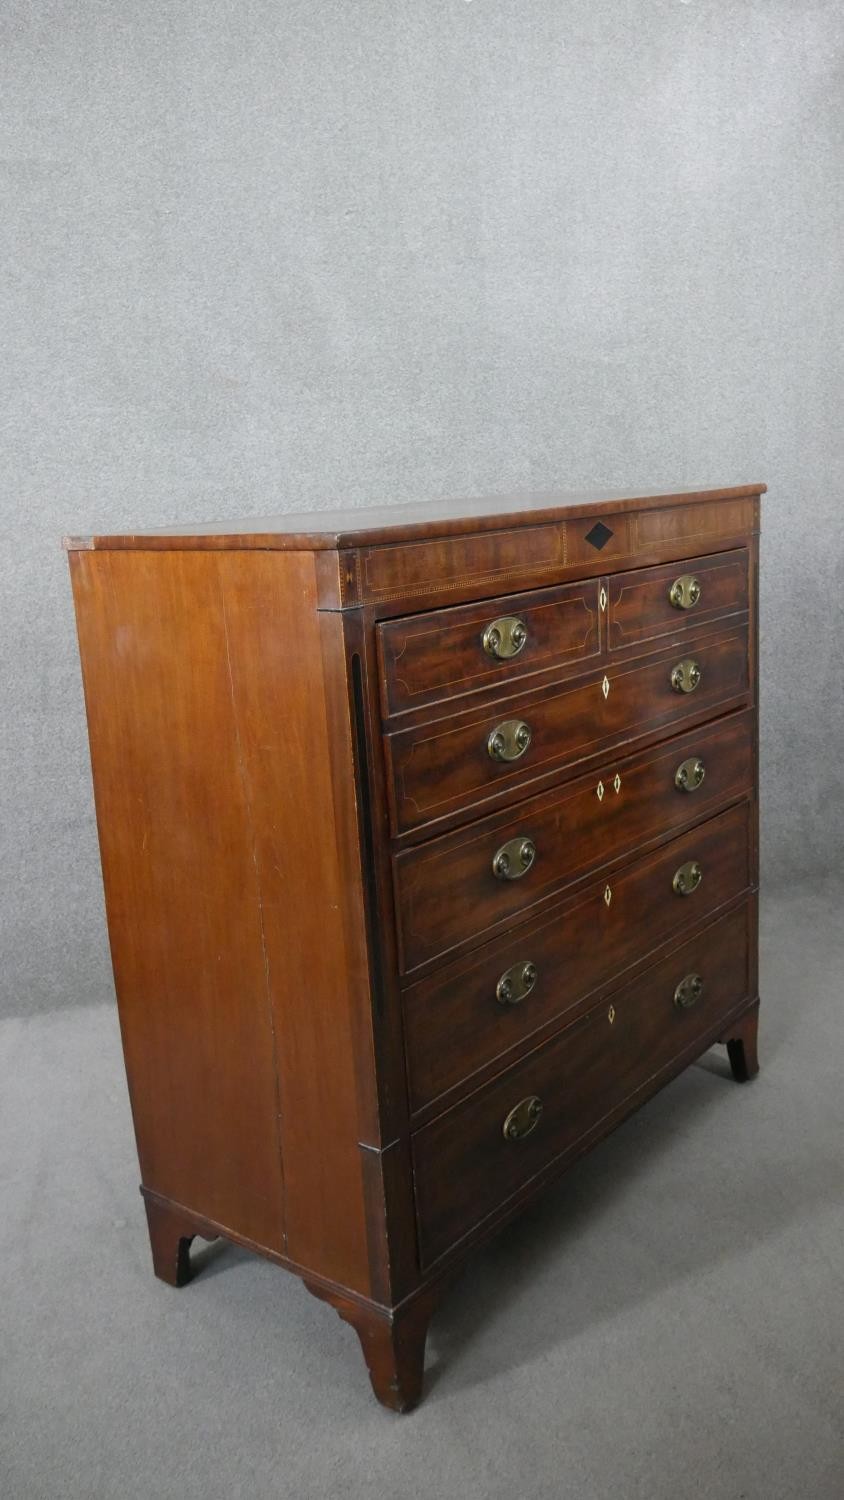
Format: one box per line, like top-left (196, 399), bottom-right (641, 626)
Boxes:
top-left (403, 800), bottom-right (752, 1113)
top-left (393, 708), bottom-right (753, 974)
top-left (376, 578), bottom-right (601, 718)
top-left (385, 626), bottom-right (748, 835)
top-left (607, 549), bottom-right (749, 652)
top-left (412, 902), bottom-right (751, 1266)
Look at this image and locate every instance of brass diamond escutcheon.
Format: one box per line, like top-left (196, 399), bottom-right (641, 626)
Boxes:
top-left (604, 885), bottom-right (612, 908)
top-left (601, 675), bottom-right (610, 699)
top-left (613, 773), bottom-right (622, 794)
top-left (608, 1004), bottom-right (616, 1025)
top-left (599, 586), bottom-right (608, 612)
top-left (596, 780), bottom-right (605, 801)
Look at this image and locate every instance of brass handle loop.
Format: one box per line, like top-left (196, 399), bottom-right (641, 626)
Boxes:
top-left (503, 1095), bottom-right (543, 1141)
top-left (673, 860), bottom-right (703, 896)
top-left (482, 617), bottom-right (528, 660)
top-left (675, 757), bottom-right (706, 792)
top-left (669, 575), bottom-right (702, 610)
top-left (492, 837), bottom-right (537, 881)
top-left (487, 719), bottom-right (532, 763)
top-left (674, 973), bottom-right (704, 1009)
top-left (670, 658), bottom-right (702, 694)
top-left (496, 961), bottom-right (538, 1006)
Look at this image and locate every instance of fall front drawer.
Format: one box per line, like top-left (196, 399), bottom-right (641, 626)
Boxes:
top-left (377, 548), bottom-right (749, 722)
top-left (412, 902), bottom-right (752, 1267)
top-left (403, 800), bottom-right (752, 1114)
top-left (394, 709), bottom-right (753, 973)
top-left (385, 626), bottom-right (748, 835)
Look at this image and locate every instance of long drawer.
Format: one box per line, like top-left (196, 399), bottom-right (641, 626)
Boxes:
top-left (403, 800), bottom-right (752, 1114)
top-left (412, 902), bottom-right (752, 1267)
top-left (393, 709), bottom-right (754, 974)
top-left (385, 626), bottom-right (748, 835)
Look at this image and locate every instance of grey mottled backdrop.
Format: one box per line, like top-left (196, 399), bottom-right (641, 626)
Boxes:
top-left (1, 1), bottom-right (842, 1017)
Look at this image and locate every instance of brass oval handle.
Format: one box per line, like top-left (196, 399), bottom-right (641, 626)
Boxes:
top-left (482, 616), bottom-right (528, 661)
top-left (496, 960), bottom-right (538, 1006)
top-left (674, 973), bottom-right (704, 1009)
top-left (675, 756), bottom-right (706, 792)
top-left (670, 658), bottom-right (702, 694)
top-left (669, 574), bottom-right (702, 610)
top-left (488, 719), bottom-right (532, 763)
top-left (673, 860), bottom-right (703, 896)
top-left (502, 1094), bottom-right (543, 1141)
top-left (492, 837), bottom-right (536, 881)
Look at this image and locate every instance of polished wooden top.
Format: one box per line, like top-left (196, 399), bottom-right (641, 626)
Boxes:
top-left (64, 483), bottom-right (766, 553)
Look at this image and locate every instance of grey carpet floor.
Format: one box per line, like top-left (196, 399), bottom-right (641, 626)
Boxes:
top-left (2, 880), bottom-right (842, 1500)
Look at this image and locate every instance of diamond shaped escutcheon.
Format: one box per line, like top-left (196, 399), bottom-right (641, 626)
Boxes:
top-left (584, 521), bottom-right (614, 551)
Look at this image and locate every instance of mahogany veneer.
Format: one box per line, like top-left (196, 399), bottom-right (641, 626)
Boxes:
top-left (66, 483), bottom-right (764, 1411)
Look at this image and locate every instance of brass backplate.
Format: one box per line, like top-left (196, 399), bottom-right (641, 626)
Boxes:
top-left (673, 860), bottom-right (703, 896)
top-left (496, 960), bottom-right (538, 1006)
top-left (674, 973), bottom-right (704, 1009)
top-left (487, 718), bottom-right (532, 763)
top-left (482, 615), bottom-right (528, 660)
top-left (502, 1095), bottom-right (543, 1141)
top-left (675, 756), bottom-right (706, 792)
top-left (492, 836), bottom-right (537, 881)
top-left (669, 574), bottom-right (702, 610)
top-left (670, 657), bottom-right (702, 694)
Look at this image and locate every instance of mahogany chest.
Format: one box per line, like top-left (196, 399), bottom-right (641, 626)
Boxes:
top-left (66, 483), bottom-right (764, 1411)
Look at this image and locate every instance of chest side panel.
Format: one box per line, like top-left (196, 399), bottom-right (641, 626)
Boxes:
top-left (69, 548), bottom-right (290, 1255)
top-left (70, 548), bottom-right (375, 1295)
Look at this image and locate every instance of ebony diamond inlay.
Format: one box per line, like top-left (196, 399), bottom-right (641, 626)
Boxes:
top-left (584, 521), bottom-right (614, 551)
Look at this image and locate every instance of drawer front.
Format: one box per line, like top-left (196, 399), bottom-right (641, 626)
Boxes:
top-left (608, 549), bottom-right (748, 652)
top-left (394, 709), bottom-right (754, 974)
top-left (403, 801), bottom-right (751, 1113)
top-left (412, 903), bottom-right (751, 1266)
top-left (377, 578), bottom-right (601, 718)
top-left (343, 495), bottom-right (758, 607)
top-left (386, 626), bottom-right (748, 835)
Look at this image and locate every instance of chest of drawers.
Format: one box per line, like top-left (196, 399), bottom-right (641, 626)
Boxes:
top-left (66, 483), bottom-right (764, 1412)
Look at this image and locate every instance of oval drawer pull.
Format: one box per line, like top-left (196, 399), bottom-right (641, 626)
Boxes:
top-left (482, 616), bottom-right (528, 660)
top-left (674, 973), bottom-right (704, 1009)
top-left (675, 756), bottom-right (706, 792)
top-left (673, 860), bottom-right (703, 896)
top-left (488, 718), bottom-right (532, 762)
top-left (496, 960), bottom-right (538, 1006)
top-left (670, 657), bottom-right (702, 694)
top-left (502, 1095), bottom-right (543, 1141)
top-left (492, 837), bottom-right (537, 881)
top-left (669, 574), bottom-right (702, 610)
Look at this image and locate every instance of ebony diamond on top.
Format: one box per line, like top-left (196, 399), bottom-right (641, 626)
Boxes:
top-left (584, 521), bottom-right (614, 551)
